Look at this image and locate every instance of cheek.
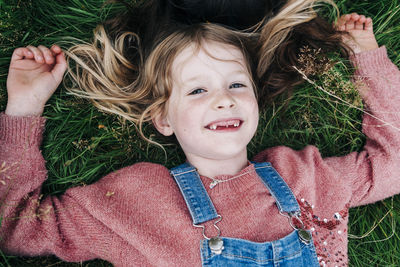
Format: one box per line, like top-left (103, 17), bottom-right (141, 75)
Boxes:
top-left (241, 92), bottom-right (258, 112)
top-left (250, 97), bottom-right (259, 112)
top-left (168, 105), bottom-right (198, 135)
top-left (180, 109), bottom-right (199, 133)
top-left (242, 93), bottom-right (259, 128)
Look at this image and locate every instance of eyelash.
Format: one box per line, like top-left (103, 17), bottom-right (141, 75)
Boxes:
top-left (189, 88), bottom-right (206, 95)
top-left (229, 83), bottom-right (245, 89)
top-left (188, 83), bottom-right (246, 95)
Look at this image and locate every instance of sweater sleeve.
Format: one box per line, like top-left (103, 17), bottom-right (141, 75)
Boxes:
top-left (254, 46), bottom-right (400, 208)
top-left (0, 113), bottom-right (113, 262)
top-left (340, 46), bottom-right (400, 206)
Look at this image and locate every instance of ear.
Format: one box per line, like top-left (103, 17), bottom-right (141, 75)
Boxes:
top-left (152, 112), bottom-right (174, 136)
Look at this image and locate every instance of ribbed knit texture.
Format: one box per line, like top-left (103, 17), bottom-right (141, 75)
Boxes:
top-left (0, 46), bottom-right (399, 267)
top-left (0, 114), bottom-right (45, 146)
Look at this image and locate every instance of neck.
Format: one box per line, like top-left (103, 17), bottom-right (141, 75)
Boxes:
top-left (185, 148), bottom-right (248, 178)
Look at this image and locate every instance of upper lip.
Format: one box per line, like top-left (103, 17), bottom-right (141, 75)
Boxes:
top-left (205, 118), bottom-right (243, 129)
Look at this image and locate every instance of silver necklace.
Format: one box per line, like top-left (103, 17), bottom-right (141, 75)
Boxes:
top-left (206, 169), bottom-right (255, 189)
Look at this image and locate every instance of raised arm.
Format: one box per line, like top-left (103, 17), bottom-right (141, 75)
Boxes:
top-left (0, 113), bottom-right (100, 261)
top-left (331, 46), bottom-right (400, 206)
top-left (329, 14), bottom-right (400, 205)
top-left (254, 14), bottom-right (400, 207)
top-left (0, 46), bottom-right (101, 261)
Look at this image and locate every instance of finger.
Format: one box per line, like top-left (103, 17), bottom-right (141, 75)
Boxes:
top-left (355, 15), bottom-right (366, 30)
top-left (51, 51), bottom-right (67, 84)
top-left (335, 14), bottom-right (350, 31)
top-left (351, 13), bottom-right (360, 21)
top-left (11, 47), bottom-right (34, 62)
top-left (345, 13), bottom-right (359, 31)
top-left (38, 45), bottom-right (55, 65)
top-left (50, 44), bottom-right (62, 54)
top-left (337, 22), bottom-right (346, 31)
top-left (26, 45), bottom-right (45, 64)
top-left (336, 14), bottom-right (350, 27)
top-left (345, 20), bottom-right (355, 31)
top-left (344, 13), bottom-right (361, 31)
top-left (365, 17), bottom-right (373, 31)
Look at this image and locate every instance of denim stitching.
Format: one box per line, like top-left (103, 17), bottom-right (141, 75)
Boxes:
top-left (254, 164), bottom-right (300, 213)
top-left (204, 243), bottom-right (305, 262)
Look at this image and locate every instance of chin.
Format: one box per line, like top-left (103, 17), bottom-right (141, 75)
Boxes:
top-left (203, 145), bottom-right (248, 160)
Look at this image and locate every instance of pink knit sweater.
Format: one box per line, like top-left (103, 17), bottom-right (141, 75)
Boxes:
top-left (0, 47), bottom-right (399, 267)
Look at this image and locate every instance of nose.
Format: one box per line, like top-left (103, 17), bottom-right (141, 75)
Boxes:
top-left (213, 90), bottom-right (236, 109)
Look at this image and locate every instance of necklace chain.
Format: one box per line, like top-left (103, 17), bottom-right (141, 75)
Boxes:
top-left (206, 169), bottom-right (255, 189)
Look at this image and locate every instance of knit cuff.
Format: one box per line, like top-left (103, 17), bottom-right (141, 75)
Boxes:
top-left (0, 112), bottom-right (46, 147)
top-left (349, 46), bottom-right (391, 74)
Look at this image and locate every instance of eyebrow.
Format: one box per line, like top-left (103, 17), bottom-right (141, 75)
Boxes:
top-left (182, 70), bottom-right (250, 84)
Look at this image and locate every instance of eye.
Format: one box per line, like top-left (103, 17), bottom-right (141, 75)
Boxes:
top-left (229, 83), bottom-right (245, 89)
top-left (188, 88), bottom-right (206, 95)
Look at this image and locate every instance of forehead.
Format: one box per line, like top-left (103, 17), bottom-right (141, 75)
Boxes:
top-left (171, 41), bottom-right (249, 82)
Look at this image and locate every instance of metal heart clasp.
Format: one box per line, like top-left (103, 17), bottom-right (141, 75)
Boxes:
top-left (209, 237), bottom-right (224, 255)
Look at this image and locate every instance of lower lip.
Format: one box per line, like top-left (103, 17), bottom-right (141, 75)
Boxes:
top-left (206, 122), bottom-right (243, 132)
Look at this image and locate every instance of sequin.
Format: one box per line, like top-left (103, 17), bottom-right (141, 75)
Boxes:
top-left (296, 198), bottom-right (350, 267)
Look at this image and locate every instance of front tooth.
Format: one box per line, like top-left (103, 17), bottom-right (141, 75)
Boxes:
top-left (210, 125), bottom-right (217, 130)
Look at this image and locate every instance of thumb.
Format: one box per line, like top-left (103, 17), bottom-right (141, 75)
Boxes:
top-left (51, 51), bottom-right (67, 84)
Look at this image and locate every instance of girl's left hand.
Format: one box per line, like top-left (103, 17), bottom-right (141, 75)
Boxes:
top-left (336, 13), bottom-right (379, 54)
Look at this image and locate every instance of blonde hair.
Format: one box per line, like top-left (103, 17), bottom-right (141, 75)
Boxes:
top-left (65, 0), bottom-right (339, 143)
top-left (257, 0), bottom-right (339, 77)
top-left (66, 23), bottom-right (255, 143)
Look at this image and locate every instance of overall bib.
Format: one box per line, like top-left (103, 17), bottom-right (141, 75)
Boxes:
top-left (170, 162), bottom-right (320, 267)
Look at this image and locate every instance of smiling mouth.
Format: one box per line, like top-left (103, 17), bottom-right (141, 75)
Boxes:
top-left (205, 119), bottom-right (243, 130)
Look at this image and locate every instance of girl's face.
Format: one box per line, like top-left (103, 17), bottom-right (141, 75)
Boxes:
top-left (155, 41), bottom-right (259, 163)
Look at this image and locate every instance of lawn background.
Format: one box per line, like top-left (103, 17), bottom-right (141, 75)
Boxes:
top-left (1, 0), bottom-right (400, 266)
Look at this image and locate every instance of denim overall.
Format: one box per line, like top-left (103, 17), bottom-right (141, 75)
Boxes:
top-left (170, 162), bottom-right (320, 266)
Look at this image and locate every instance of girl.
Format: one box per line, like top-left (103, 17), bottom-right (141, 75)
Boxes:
top-left (1, 4), bottom-right (399, 267)
top-left (98, 0), bottom-right (351, 106)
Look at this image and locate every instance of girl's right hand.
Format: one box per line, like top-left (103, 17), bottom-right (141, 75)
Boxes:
top-left (5, 45), bottom-right (67, 116)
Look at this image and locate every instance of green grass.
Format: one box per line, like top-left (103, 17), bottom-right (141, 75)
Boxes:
top-left (1, 0), bottom-right (400, 266)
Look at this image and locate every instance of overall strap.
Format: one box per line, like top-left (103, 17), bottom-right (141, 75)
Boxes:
top-left (170, 162), bottom-right (218, 225)
top-left (253, 162), bottom-right (300, 215)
